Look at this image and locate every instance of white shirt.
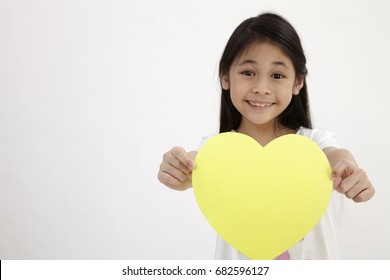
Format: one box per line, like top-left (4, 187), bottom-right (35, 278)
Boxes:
top-left (199, 127), bottom-right (343, 260)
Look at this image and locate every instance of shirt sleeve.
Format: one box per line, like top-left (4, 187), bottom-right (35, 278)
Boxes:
top-left (297, 127), bottom-right (339, 149)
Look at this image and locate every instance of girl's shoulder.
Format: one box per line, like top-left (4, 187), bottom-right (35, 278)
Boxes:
top-left (296, 127), bottom-right (339, 149)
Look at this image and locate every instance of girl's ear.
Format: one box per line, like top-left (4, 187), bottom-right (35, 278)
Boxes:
top-left (293, 76), bottom-right (304, 95)
top-left (221, 74), bottom-right (230, 90)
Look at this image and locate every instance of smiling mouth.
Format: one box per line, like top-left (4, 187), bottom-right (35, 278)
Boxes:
top-left (247, 101), bottom-right (274, 107)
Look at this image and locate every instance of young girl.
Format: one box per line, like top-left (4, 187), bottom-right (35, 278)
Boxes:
top-left (157, 13), bottom-right (375, 259)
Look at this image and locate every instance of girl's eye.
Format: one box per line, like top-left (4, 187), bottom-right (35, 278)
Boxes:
top-left (241, 70), bottom-right (255, 76)
top-left (271, 73), bottom-right (284, 79)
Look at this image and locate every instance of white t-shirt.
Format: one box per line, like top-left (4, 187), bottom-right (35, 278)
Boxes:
top-left (199, 127), bottom-right (343, 260)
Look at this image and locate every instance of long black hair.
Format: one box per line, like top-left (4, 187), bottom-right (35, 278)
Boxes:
top-left (219, 13), bottom-right (312, 133)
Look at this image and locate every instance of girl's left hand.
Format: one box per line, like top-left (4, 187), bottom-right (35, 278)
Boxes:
top-left (331, 159), bottom-right (375, 202)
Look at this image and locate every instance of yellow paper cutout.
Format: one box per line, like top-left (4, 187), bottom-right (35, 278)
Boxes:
top-left (192, 132), bottom-right (332, 260)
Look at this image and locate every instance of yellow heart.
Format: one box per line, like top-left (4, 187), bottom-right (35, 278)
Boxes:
top-left (192, 132), bottom-right (332, 259)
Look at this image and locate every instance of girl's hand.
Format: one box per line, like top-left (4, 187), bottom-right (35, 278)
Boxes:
top-left (157, 147), bottom-right (197, 191)
top-left (331, 159), bottom-right (375, 202)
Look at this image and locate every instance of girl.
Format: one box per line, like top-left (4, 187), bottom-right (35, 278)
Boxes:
top-left (157, 13), bottom-right (375, 259)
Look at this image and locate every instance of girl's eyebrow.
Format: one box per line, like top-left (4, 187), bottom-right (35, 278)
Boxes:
top-left (238, 59), bottom-right (257, 66)
top-left (238, 59), bottom-right (290, 69)
top-left (272, 61), bottom-right (289, 69)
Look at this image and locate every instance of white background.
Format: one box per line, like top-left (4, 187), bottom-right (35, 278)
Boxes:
top-left (0, 0), bottom-right (389, 259)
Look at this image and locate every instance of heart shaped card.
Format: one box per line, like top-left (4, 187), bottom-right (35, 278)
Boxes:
top-left (192, 132), bottom-right (332, 259)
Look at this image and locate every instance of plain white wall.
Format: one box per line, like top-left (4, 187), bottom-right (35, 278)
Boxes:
top-left (0, 0), bottom-right (389, 259)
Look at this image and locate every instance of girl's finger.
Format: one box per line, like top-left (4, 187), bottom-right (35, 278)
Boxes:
top-left (339, 168), bottom-right (367, 194)
top-left (330, 159), bottom-right (355, 189)
top-left (157, 171), bottom-right (181, 187)
top-left (336, 171), bottom-right (361, 194)
top-left (352, 187), bottom-right (375, 203)
top-left (163, 149), bottom-right (191, 174)
top-left (344, 179), bottom-right (367, 199)
top-left (160, 161), bottom-right (187, 182)
top-left (171, 147), bottom-right (195, 170)
top-left (170, 154), bottom-right (192, 175)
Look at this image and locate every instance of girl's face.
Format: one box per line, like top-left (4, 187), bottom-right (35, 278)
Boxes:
top-left (221, 41), bottom-right (303, 132)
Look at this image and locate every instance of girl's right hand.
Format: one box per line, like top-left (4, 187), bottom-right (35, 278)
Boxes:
top-left (157, 147), bottom-right (197, 191)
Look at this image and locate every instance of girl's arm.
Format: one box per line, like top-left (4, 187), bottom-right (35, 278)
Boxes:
top-left (323, 147), bottom-right (375, 202)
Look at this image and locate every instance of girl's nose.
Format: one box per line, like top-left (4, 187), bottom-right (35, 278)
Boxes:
top-left (252, 86), bottom-right (271, 95)
top-left (252, 88), bottom-right (271, 95)
top-left (252, 78), bottom-right (271, 95)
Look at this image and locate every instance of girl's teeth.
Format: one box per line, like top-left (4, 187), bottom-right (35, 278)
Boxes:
top-left (248, 101), bottom-right (272, 107)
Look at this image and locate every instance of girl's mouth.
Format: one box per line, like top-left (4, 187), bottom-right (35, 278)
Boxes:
top-left (247, 100), bottom-right (274, 108)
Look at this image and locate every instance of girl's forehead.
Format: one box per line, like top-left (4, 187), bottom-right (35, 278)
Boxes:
top-left (235, 40), bottom-right (292, 64)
